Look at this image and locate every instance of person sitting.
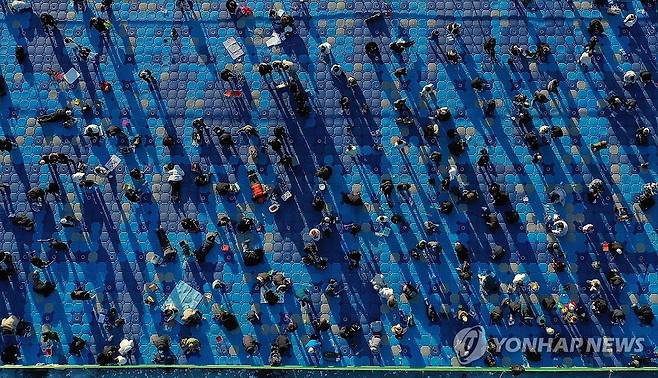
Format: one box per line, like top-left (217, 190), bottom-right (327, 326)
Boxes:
top-left (264, 290), bottom-right (280, 305)
top-left (315, 166), bottom-right (333, 181)
top-left (272, 271), bottom-right (290, 292)
top-left (9, 213), bottom-right (34, 231)
top-left (490, 305), bottom-right (504, 323)
top-left (180, 217), bottom-right (200, 233)
top-left (180, 337), bottom-right (201, 355)
top-left (606, 241), bottom-right (624, 255)
top-left (215, 182), bottom-right (240, 196)
top-left (162, 304), bottom-right (178, 323)
top-left (338, 323), bottom-right (361, 339)
top-left (548, 214), bottom-right (568, 237)
top-left (479, 273), bottom-right (499, 294)
top-left (124, 186), bottom-right (141, 203)
top-left (269, 345), bottom-right (282, 366)
top-left (1, 344), bottom-right (20, 365)
top-left (311, 195), bottom-right (326, 211)
top-left (401, 282), bottom-right (419, 299)
top-left (455, 242), bottom-right (470, 262)
top-left (105, 307), bottom-right (126, 328)
top-left (455, 305), bottom-right (470, 323)
top-left (96, 345), bottom-right (119, 366)
top-left (150, 334), bottom-right (171, 351)
top-left (243, 335), bottom-right (260, 354)
top-left (181, 308), bottom-right (203, 326)
top-left (236, 217), bottom-right (255, 233)
top-left (347, 250), bottom-right (361, 269)
top-left (606, 269), bottom-right (625, 288)
top-left (70, 288), bottom-right (93, 300)
top-left (490, 245), bottom-right (505, 261)
top-left (610, 308), bottom-right (626, 324)
top-left (304, 335), bottom-right (321, 357)
top-left (548, 187), bottom-right (566, 205)
top-left (591, 298), bottom-right (609, 314)
top-left (369, 333), bottom-right (382, 354)
top-left (194, 232), bottom-right (217, 262)
top-left (1, 315), bottom-right (19, 335)
top-left (194, 172), bottom-right (211, 186)
top-left (69, 336), bottom-right (86, 356)
top-left (448, 139), bottom-right (467, 156)
top-left (391, 323), bottom-right (407, 339)
top-left (242, 240), bottom-right (264, 266)
top-left (217, 310), bottom-right (239, 330)
top-left (26, 187), bottom-right (46, 204)
top-left (342, 192), bottom-right (363, 206)
top-left (84, 123), bottom-right (103, 139)
top-left (0, 252), bottom-right (15, 280)
top-left (273, 334), bottom-right (292, 355)
top-left (156, 227), bottom-right (177, 262)
top-left (31, 271), bottom-right (56, 297)
top-left (482, 208), bottom-right (500, 230)
top-left (633, 303), bottom-right (655, 325)
top-left (254, 271), bottom-right (272, 290)
top-left (457, 261), bottom-right (473, 280)
top-left (424, 299), bottom-right (440, 323)
top-left (214, 128), bottom-right (234, 146)
top-left (118, 338), bottom-right (134, 356)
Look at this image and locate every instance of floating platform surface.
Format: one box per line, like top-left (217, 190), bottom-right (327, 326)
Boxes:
top-left (1, 0), bottom-right (658, 368)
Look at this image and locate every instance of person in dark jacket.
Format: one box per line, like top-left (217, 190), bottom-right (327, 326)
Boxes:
top-left (156, 227), bottom-right (177, 261)
top-left (150, 334), bottom-right (171, 351)
top-left (96, 345), bottom-right (118, 365)
top-left (26, 187), bottom-right (46, 203)
top-left (70, 288), bottom-right (93, 300)
top-left (342, 192), bottom-right (363, 206)
top-left (243, 335), bottom-right (259, 354)
top-left (455, 242), bottom-right (469, 262)
top-left (0, 137), bottom-right (15, 152)
top-left (37, 108), bottom-right (74, 124)
top-left (194, 232), bottom-right (217, 262)
top-left (273, 334), bottom-right (291, 355)
top-left (610, 308), bottom-right (626, 324)
top-left (218, 310), bottom-right (239, 330)
top-left (180, 218), bottom-right (200, 233)
top-left (242, 240), bottom-right (264, 266)
top-left (89, 17), bottom-right (110, 33)
top-left (633, 303), bottom-right (655, 325)
top-left (30, 252), bottom-right (54, 269)
top-left (9, 213), bottom-right (34, 231)
top-left (69, 336), bottom-right (86, 356)
top-left (236, 217), bottom-right (255, 233)
top-left (424, 299), bottom-right (440, 323)
top-left (1, 344), bottom-right (20, 364)
top-left (0, 252), bottom-right (15, 280)
top-left (315, 166), bottom-right (332, 181)
top-left (31, 271), bottom-right (56, 296)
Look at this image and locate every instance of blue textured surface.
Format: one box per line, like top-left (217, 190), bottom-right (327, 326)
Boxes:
top-left (0, 0), bottom-right (657, 369)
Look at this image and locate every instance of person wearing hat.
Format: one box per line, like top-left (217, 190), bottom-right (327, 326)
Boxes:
top-left (304, 336), bottom-right (321, 355)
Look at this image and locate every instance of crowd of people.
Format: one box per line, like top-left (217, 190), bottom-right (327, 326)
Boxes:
top-left (0, 0), bottom-right (657, 371)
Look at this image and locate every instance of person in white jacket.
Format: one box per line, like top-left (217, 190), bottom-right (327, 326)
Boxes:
top-left (9, 0), bottom-right (32, 12)
top-left (166, 164), bottom-right (185, 202)
top-left (118, 339), bottom-right (134, 355)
